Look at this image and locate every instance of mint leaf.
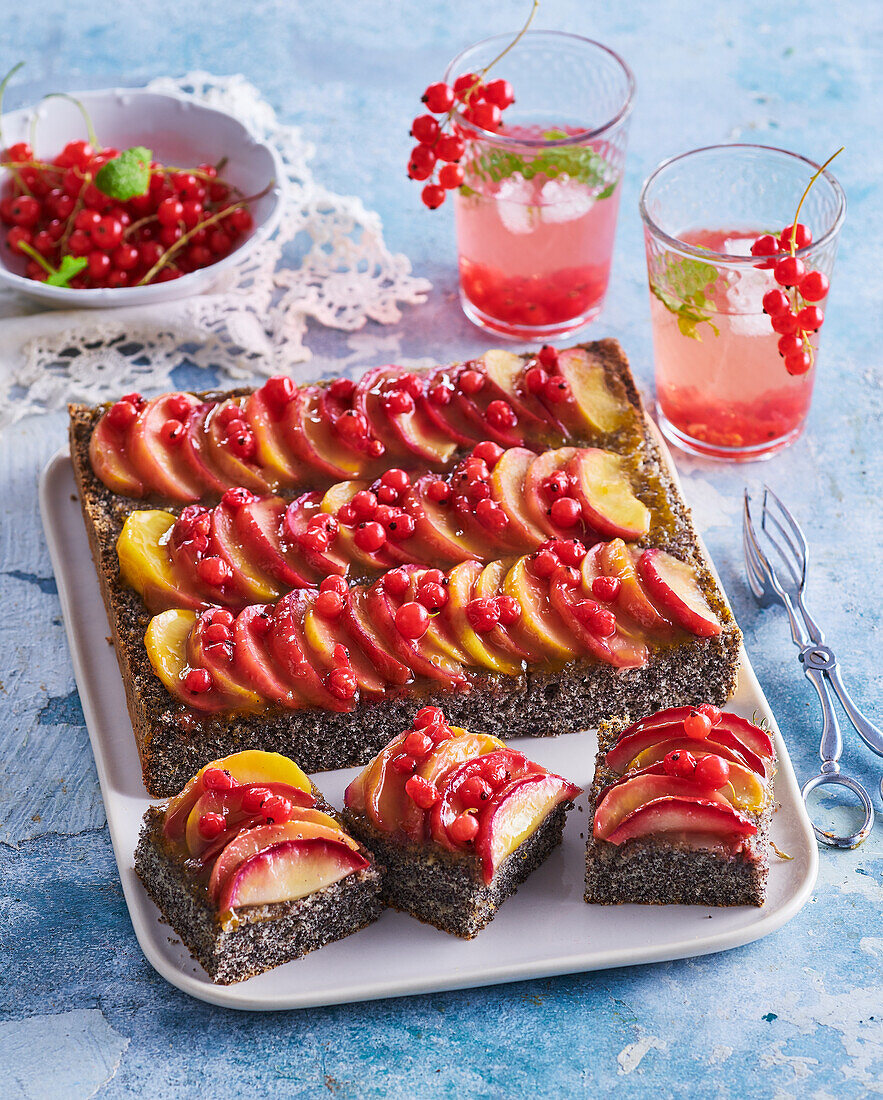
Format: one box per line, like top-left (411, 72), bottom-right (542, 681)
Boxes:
top-left (95, 146), bottom-right (152, 200)
top-left (46, 254), bottom-right (88, 287)
top-left (650, 254), bottom-right (720, 340)
top-left (464, 141), bottom-right (617, 196)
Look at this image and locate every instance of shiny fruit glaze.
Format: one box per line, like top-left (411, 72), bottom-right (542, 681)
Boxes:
top-left (89, 348), bottom-right (631, 502)
top-left (593, 706), bottom-right (773, 849)
top-left (144, 540), bottom-right (723, 716)
top-left (344, 717), bottom-right (580, 883)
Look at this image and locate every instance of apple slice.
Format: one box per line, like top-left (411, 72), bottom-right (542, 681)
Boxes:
top-left (320, 480), bottom-right (399, 571)
top-left (288, 386), bottom-right (369, 479)
top-left (372, 371), bottom-right (458, 465)
top-left (489, 447), bottom-right (548, 548)
top-left (358, 732), bottom-right (411, 833)
top-left (480, 349), bottom-right (562, 442)
top-left (623, 755), bottom-right (767, 814)
top-left (145, 609), bottom-right (238, 714)
top-left (184, 784), bottom-right (315, 858)
top-left (302, 602), bottom-right (385, 696)
top-left (269, 591), bottom-right (353, 710)
top-left (549, 568), bottom-right (648, 669)
top-left (594, 773), bottom-right (729, 839)
top-left (453, 388), bottom-right (522, 449)
top-left (567, 450), bottom-right (650, 540)
top-left (244, 387), bottom-right (302, 487)
top-left (179, 403), bottom-right (229, 495)
top-left (210, 500), bottom-right (282, 603)
top-left (204, 399), bottom-right (274, 494)
top-left (603, 797), bottom-right (757, 847)
top-left (187, 610), bottom-right (264, 712)
top-left (597, 539), bottom-right (676, 639)
top-left (523, 447), bottom-right (580, 537)
top-left (340, 588), bottom-right (412, 687)
top-left (444, 561), bottom-right (523, 676)
top-left (429, 748), bottom-right (537, 849)
top-left (117, 510), bottom-right (204, 613)
top-left (234, 496), bottom-right (317, 588)
top-left (474, 772), bottom-right (580, 883)
top-left (219, 837), bottom-right (369, 911)
top-left (474, 559), bottom-right (546, 662)
top-left (163, 749), bottom-right (314, 841)
top-left (605, 723), bottom-right (768, 778)
top-left (408, 475), bottom-right (489, 564)
top-left (398, 730), bottom-right (507, 841)
top-left (622, 708), bottom-right (774, 762)
top-left (208, 819), bottom-right (359, 904)
top-left (637, 549), bottom-right (722, 637)
top-left (364, 581), bottom-right (467, 687)
top-left (622, 736), bottom-right (753, 777)
top-left (416, 367), bottom-right (477, 447)
top-left (128, 393), bottom-right (206, 500)
top-left (553, 347), bottom-right (629, 435)
top-left (89, 412), bottom-right (145, 497)
top-left (233, 604), bottom-right (300, 707)
top-left (502, 556), bottom-right (580, 661)
top-left (282, 492), bottom-right (348, 577)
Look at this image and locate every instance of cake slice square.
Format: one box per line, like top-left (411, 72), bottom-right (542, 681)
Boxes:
top-left (341, 708), bottom-right (581, 938)
top-left (134, 750), bottom-right (382, 984)
top-left (584, 706), bottom-right (775, 907)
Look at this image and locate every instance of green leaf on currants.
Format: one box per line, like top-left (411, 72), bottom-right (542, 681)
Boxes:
top-left (463, 128), bottom-right (617, 197)
top-left (649, 253), bottom-right (720, 340)
top-left (95, 145), bottom-right (152, 200)
top-left (46, 254), bottom-right (89, 287)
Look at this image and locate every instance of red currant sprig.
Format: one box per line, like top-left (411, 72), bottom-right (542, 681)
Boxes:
top-left (751, 148), bottom-right (842, 377)
top-left (408, 1), bottom-right (537, 209)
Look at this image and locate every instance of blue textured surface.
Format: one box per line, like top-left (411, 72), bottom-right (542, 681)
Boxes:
top-left (1, 1), bottom-right (882, 1096)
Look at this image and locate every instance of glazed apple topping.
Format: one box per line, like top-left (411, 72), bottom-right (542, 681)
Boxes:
top-left (144, 541), bottom-right (723, 716)
top-left (118, 438), bottom-right (655, 615)
top-left (157, 749), bottom-right (368, 913)
top-left (90, 349), bottom-right (632, 502)
top-left (344, 713), bottom-right (580, 882)
top-left (593, 706), bottom-right (774, 848)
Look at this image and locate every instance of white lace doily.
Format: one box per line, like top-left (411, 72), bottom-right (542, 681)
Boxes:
top-left (0, 72), bottom-right (431, 426)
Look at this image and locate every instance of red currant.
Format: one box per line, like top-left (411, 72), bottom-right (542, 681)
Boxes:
top-left (436, 134), bottom-right (466, 163)
top-left (405, 775), bottom-right (440, 809)
top-left (198, 556), bottom-right (233, 588)
top-left (770, 311), bottom-right (799, 336)
top-left (774, 255), bottom-right (806, 287)
top-left (439, 163), bottom-right (465, 190)
top-left (663, 749), bottom-right (697, 780)
top-left (421, 185), bottom-right (445, 209)
top-left (411, 114), bottom-right (441, 145)
top-left (591, 575), bottom-right (621, 602)
top-left (467, 101), bottom-right (502, 131)
top-left (197, 812), bottom-right (226, 839)
top-left (87, 250), bottom-right (111, 281)
top-left (466, 597), bottom-right (500, 633)
top-left (459, 369), bottom-right (485, 395)
top-left (684, 709), bottom-right (712, 739)
top-left (448, 813), bottom-right (479, 844)
top-left (184, 668), bottom-right (212, 694)
top-left (779, 222), bottom-right (812, 251)
top-left (315, 589), bottom-right (345, 618)
top-left (395, 601), bottom-right (430, 639)
top-left (354, 521), bottom-right (386, 553)
top-left (414, 706), bottom-right (446, 729)
top-left (797, 305), bottom-right (824, 331)
top-left (453, 73), bottom-right (482, 102)
top-left (693, 753), bottom-right (731, 790)
top-left (697, 703), bottom-right (722, 725)
top-left (483, 79), bottom-right (515, 109)
top-left (785, 350), bottom-right (813, 376)
top-left (762, 289), bottom-right (791, 316)
top-left (799, 270), bottom-right (829, 302)
top-left (112, 243), bottom-right (139, 271)
top-left (416, 581), bottom-right (448, 611)
top-left (408, 145), bottom-right (436, 180)
top-left (422, 82), bottom-right (455, 113)
top-left (574, 601), bottom-right (616, 637)
top-left (327, 667), bottom-right (358, 700)
top-left (497, 595), bottom-right (522, 626)
top-left (203, 766), bottom-right (238, 791)
top-left (777, 333), bottom-right (804, 358)
top-left (529, 549), bottom-right (559, 579)
top-left (550, 496), bottom-right (582, 528)
top-left (750, 234), bottom-right (779, 258)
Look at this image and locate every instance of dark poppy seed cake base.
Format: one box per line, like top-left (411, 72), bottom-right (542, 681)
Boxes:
top-left (134, 808), bottom-right (383, 984)
top-left (342, 801), bottom-right (573, 939)
top-left (583, 722), bottom-right (773, 909)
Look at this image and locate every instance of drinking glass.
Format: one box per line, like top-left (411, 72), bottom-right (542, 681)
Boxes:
top-left (444, 31), bottom-right (634, 340)
top-left (640, 144), bottom-right (845, 461)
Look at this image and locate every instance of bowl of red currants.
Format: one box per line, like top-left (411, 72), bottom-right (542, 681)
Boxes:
top-left (0, 85), bottom-right (285, 306)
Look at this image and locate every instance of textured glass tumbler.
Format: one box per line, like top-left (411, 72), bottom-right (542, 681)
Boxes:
top-left (640, 144), bottom-right (845, 461)
top-left (445, 31), bottom-right (634, 340)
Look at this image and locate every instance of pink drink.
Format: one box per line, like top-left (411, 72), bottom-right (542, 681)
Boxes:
top-left (648, 228), bottom-right (824, 458)
top-left (455, 123), bottom-right (625, 339)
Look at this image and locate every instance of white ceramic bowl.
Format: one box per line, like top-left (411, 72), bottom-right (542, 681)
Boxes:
top-left (0, 88), bottom-right (285, 307)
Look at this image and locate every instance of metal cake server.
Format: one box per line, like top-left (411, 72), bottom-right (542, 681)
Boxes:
top-left (743, 487), bottom-right (881, 849)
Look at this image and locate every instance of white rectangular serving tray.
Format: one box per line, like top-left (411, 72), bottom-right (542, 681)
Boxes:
top-left (40, 447), bottom-right (818, 1011)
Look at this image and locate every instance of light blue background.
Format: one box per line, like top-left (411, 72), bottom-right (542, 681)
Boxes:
top-left (1, 1), bottom-right (881, 1096)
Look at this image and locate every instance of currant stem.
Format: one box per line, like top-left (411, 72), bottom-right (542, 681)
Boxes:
top-left (464, 0), bottom-right (540, 105)
top-left (787, 146), bottom-right (844, 255)
top-left (0, 62), bottom-right (25, 153)
top-left (40, 93), bottom-right (102, 151)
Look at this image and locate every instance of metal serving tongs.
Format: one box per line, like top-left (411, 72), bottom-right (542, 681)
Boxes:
top-left (743, 487), bottom-right (882, 849)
